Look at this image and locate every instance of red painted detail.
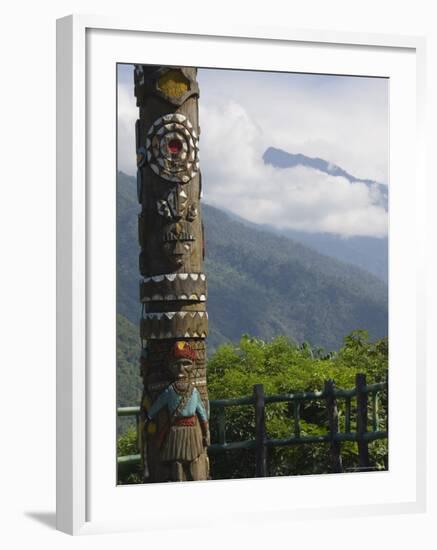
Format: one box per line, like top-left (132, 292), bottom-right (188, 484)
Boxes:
top-left (168, 138), bottom-right (182, 154)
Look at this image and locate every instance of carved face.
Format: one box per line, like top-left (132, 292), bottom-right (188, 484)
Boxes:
top-left (157, 186), bottom-right (198, 224)
top-left (157, 187), bottom-right (187, 221)
top-left (169, 357), bottom-right (194, 380)
top-left (162, 222), bottom-right (195, 268)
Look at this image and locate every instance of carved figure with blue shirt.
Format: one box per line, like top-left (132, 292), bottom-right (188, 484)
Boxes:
top-left (144, 341), bottom-right (210, 481)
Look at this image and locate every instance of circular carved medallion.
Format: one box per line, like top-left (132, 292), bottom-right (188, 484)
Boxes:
top-left (145, 113), bottom-right (199, 184)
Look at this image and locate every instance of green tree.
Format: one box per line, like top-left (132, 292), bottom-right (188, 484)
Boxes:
top-left (207, 330), bottom-right (388, 479)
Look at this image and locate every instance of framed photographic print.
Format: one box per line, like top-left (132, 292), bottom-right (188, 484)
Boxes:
top-left (56, 15), bottom-right (426, 535)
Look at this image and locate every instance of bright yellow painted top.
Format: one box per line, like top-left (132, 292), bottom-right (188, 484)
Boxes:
top-left (158, 69), bottom-right (189, 98)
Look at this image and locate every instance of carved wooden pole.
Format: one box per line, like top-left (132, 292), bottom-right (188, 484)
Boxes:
top-left (134, 67), bottom-right (209, 482)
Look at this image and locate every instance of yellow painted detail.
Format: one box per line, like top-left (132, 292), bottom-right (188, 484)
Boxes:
top-left (147, 421), bottom-right (157, 435)
top-left (158, 70), bottom-right (189, 98)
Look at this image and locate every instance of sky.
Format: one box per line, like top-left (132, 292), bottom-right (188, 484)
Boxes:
top-left (117, 64), bottom-right (388, 238)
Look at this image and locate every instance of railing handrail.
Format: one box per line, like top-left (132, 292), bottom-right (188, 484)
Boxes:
top-left (118, 406), bottom-right (141, 416)
top-left (117, 380), bottom-right (387, 416)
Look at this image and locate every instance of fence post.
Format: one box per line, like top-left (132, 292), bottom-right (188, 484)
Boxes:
top-left (324, 379), bottom-right (342, 473)
top-left (253, 384), bottom-right (267, 477)
top-left (356, 373), bottom-right (370, 469)
top-left (217, 407), bottom-right (226, 445)
top-left (293, 401), bottom-right (301, 438)
top-left (345, 397), bottom-right (351, 433)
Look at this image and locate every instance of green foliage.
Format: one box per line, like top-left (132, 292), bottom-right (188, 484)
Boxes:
top-left (207, 330), bottom-right (388, 479)
top-left (117, 427), bottom-right (142, 485)
top-left (117, 426), bottom-right (138, 456)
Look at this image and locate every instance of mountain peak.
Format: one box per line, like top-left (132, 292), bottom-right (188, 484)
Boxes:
top-left (262, 147), bottom-right (388, 211)
top-left (263, 147), bottom-right (376, 186)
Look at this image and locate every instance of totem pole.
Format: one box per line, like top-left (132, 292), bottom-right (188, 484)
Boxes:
top-left (134, 66), bottom-right (210, 482)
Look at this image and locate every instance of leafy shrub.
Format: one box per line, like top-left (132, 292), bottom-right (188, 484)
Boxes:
top-left (207, 330), bottom-right (388, 479)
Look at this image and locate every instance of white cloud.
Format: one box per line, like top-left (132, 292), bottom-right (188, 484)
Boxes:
top-left (199, 100), bottom-right (387, 237)
top-left (117, 83), bottom-right (137, 176)
top-left (198, 70), bottom-right (389, 185)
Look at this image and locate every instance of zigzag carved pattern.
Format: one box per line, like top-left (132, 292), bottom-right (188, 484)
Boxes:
top-left (140, 273), bottom-right (207, 302)
top-left (141, 311), bottom-right (208, 339)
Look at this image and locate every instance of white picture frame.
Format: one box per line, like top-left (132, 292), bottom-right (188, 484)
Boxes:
top-left (56, 14), bottom-right (427, 535)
